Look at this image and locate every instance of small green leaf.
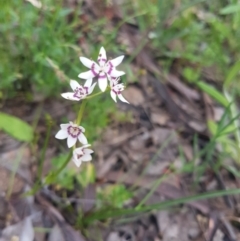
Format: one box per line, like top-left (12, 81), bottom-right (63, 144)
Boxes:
top-left (45, 172), bottom-right (57, 185)
top-left (97, 184), bottom-right (133, 208)
top-left (0, 112), bottom-right (33, 142)
top-left (207, 120), bottom-right (236, 137)
top-left (58, 8), bottom-right (73, 17)
top-left (220, 4), bottom-right (240, 15)
top-left (183, 67), bottom-right (200, 83)
top-left (207, 120), bottom-right (218, 135)
top-left (195, 81), bottom-right (229, 107)
top-left (224, 60), bottom-right (240, 88)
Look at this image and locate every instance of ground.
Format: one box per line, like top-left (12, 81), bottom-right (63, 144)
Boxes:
top-left (1, 1), bottom-right (240, 241)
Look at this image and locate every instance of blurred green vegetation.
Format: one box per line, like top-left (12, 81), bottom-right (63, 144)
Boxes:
top-left (1, 0), bottom-right (240, 97)
top-left (1, 0), bottom-right (78, 96)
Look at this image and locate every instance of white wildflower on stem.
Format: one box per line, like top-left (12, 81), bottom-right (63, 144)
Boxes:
top-left (54, 47), bottom-right (128, 172)
top-left (73, 144), bottom-right (94, 167)
top-left (78, 47), bottom-right (125, 92)
top-left (110, 77), bottom-right (129, 103)
top-left (55, 122), bottom-right (88, 148)
top-left (61, 79), bottom-right (96, 101)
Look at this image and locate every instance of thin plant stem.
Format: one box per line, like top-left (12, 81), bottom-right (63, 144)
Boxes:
top-left (85, 87), bottom-right (109, 100)
top-left (54, 151), bottom-right (73, 177)
top-left (83, 188), bottom-right (240, 226)
top-left (136, 173), bottom-right (170, 209)
top-left (85, 91), bottom-right (102, 100)
top-left (224, 91), bottom-right (240, 153)
top-left (77, 100), bottom-right (87, 125)
top-left (130, 133), bottom-right (175, 192)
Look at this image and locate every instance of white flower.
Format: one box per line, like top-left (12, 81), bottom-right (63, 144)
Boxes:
top-left (78, 47), bottom-right (125, 92)
top-left (72, 144), bottom-right (94, 167)
top-left (55, 122), bottom-right (88, 148)
top-left (61, 79), bottom-right (96, 101)
top-left (110, 77), bottom-right (129, 103)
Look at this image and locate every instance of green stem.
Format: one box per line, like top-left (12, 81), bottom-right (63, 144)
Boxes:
top-left (76, 100), bottom-right (87, 125)
top-left (136, 174), bottom-right (168, 209)
top-left (83, 188), bottom-right (240, 226)
top-left (54, 151), bottom-right (73, 177)
top-left (85, 87), bottom-right (110, 100)
top-left (85, 91), bottom-right (102, 100)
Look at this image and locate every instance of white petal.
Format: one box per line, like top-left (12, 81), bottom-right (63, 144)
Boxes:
top-left (78, 70), bottom-right (96, 79)
top-left (55, 129), bottom-right (68, 139)
top-left (109, 77), bottom-right (119, 88)
top-left (73, 147), bottom-right (84, 155)
top-left (118, 94), bottom-right (129, 104)
top-left (78, 133), bottom-right (88, 145)
top-left (60, 123), bottom-right (70, 129)
top-left (67, 136), bottom-right (77, 148)
top-left (99, 47), bottom-right (107, 59)
top-left (84, 149), bottom-right (94, 155)
top-left (79, 57), bottom-right (94, 68)
top-left (79, 126), bottom-right (85, 132)
top-left (109, 55), bottom-right (124, 67)
top-left (89, 82), bottom-right (97, 94)
top-left (110, 80), bottom-right (114, 88)
top-left (98, 75), bottom-right (108, 92)
top-left (82, 144), bottom-right (91, 149)
top-left (84, 78), bottom-right (93, 88)
top-left (61, 92), bottom-right (80, 101)
top-left (70, 80), bottom-right (81, 91)
top-left (81, 154), bottom-right (92, 162)
top-left (110, 90), bottom-right (117, 102)
top-left (111, 69), bottom-right (125, 77)
top-left (72, 156), bottom-right (82, 167)
top-left (109, 77), bottom-right (115, 87)
top-left (98, 47), bottom-right (107, 67)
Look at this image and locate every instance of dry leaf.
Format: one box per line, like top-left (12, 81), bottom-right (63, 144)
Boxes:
top-left (57, 221), bottom-right (86, 241)
top-left (151, 111), bottom-right (169, 125)
top-left (1, 217), bottom-right (34, 241)
top-left (48, 224), bottom-right (65, 241)
top-left (122, 86), bottom-right (145, 106)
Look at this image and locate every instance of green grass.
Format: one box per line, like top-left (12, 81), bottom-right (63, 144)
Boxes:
top-left (1, 0), bottom-right (77, 95)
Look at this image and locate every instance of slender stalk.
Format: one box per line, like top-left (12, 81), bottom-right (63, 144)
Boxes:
top-left (77, 100), bottom-right (87, 125)
top-left (83, 188), bottom-right (240, 226)
top-left (224, 91), bottom-right (240, 152)
top-left (85, 87), bottom-right (110, 100)
top-left (54, 151), bottom-right (73, 177)
top-left (85, 91), bottom-right (102, 100)
top-left (136, 174), bottom-right (169, 209)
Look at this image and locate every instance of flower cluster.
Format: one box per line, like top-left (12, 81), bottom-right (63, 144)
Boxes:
top-left (55, 47), bottom-right (129, 167)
